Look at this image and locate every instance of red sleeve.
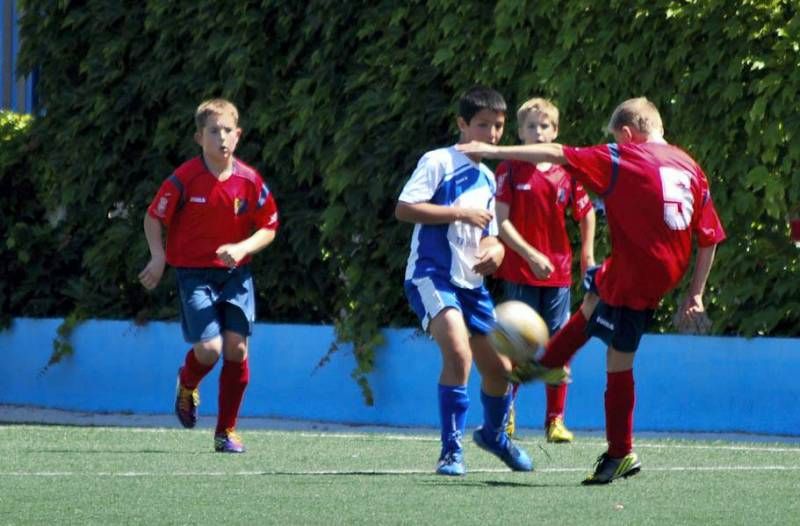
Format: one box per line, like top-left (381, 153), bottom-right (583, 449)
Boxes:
top-left (570, 178), bottom-right (594, 222)
top-left (692, 169), bottom-right (726, 247)
top-left (146, 175), bottom-right (182, 227)
top-left (252, 179), bottom-right (279, 231)
top-left (495, 160), bottom-right (513, 204)
top-left (563, 145), bottom-right (615, 196)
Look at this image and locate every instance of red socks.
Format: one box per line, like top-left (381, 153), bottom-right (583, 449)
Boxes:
top-left (216, 358), bottom-right (250, 435)
top-left (539, 310), bottom-right (589, 368)
top-left (545, 383), bottom-right (568, 425)
top-left (605, 369), bottom-right (635, 457)
top-left (179, 348), bottom-right (214, 389)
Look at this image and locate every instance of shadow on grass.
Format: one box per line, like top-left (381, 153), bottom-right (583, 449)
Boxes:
top-left (419, 478), bottom-right (573, 488)
top-left (22, 449), bottom-right (195, 454)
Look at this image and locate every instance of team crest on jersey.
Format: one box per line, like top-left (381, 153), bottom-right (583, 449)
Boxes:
top-left (234, 197), bottom-right (248, 215)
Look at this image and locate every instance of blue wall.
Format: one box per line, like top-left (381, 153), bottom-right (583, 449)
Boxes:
top-left (1, 318), bottom-right (798, 436)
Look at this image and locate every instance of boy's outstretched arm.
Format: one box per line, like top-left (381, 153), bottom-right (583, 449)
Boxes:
top-left (673, 244), bottom-right (717, 334)
top-left (455, 142), bottom-right (567, 165)
top-left (395, 201), bottom-right (492, 229)
top-left (139, 214), bottom-right (167, 290)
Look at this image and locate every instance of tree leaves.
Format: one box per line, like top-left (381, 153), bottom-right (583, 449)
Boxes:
top-left (4, 1), bottom-right (798, 392)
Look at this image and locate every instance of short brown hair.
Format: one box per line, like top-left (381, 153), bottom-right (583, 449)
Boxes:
top-left (607, 97), bottom-right (663, 135)
top-left (517, 97), bottom-right (559, 129)
top-left (194, 98), bottom-right (239, 130)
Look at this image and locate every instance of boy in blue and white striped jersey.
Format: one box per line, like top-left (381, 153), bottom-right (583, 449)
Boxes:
top-left (395, 86), bottom-right (533, 476)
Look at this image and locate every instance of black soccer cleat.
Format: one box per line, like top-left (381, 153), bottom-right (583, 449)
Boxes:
top-left (582, 451), bottom-right (641, 485)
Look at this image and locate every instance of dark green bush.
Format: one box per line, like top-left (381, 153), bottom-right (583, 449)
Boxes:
top-left (5, 0), bottom-right (798, 400)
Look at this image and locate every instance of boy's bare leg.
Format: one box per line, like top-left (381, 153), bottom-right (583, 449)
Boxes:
top-left (471, 334), bottom-right (512, 396)
top-left (428, 308), bottom-right (473, 385)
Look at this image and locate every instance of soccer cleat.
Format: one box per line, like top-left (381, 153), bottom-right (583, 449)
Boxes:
top-left (436, 450), bottom-right (466, 476)
top-left (214, 428), bottom-right (246, 453)
top-left (174, 368), bottom-right (199, 429)
top-left (581, 451), bottom-right (641, 485)
top-left (509, 359), bottom-right (570, 385)
top-left (505, 401), bottom-right (517, 438)
top-left (545, 417), bottom-right (574, 443)
top-left (472, 427), bottom-right (533, 472)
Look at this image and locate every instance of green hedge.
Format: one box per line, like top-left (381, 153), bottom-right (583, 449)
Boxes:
top-left (5, 0), bottom-right (799, 399)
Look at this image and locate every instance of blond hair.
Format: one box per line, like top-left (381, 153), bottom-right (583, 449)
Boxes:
top-left (517, 97), bottom-right (559, 129)
top-left (194, 98), bottom-right (239, 130)
top-left (607, 97), bottom-right (663, 136)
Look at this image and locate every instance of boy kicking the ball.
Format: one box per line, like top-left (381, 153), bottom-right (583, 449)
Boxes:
top-left (396, 85), bottom-right (533, 476)
top-left (139, 98), bottom-right (279, 453)
top-left (457, 97), bottom-right (725, 484)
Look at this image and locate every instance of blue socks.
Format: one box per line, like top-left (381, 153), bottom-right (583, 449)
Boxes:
top-left (438, 384), bottom-right (468, 453)
top-left (480, 389), bottom-right (512, 447)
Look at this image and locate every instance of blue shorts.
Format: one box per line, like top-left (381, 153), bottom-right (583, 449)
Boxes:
top-left (404, 275), bottom-right (495, 335)
top-left (502, 282), bottom-right (570, 335)
top-left (175, 265), bottom-right (255, 344)
top-left (583, 265), bottom-right (653, 352)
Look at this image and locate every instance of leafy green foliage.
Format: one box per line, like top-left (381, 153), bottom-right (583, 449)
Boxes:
top-left (4, 1), bottom-right (798, 395)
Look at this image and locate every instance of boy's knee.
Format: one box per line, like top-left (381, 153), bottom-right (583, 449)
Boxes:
top-left (222, 331), bottom-right (248, 362)
top-left (193, 338), bottom-right (223, 364)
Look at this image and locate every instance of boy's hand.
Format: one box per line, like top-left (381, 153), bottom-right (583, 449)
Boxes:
top-left (473, 241), bottom-right (505, 275)
top-left (138, 255), bottom-right (166, 290)
top-left (673, 294), bottom-right (712, 334)
top-left (457, 207), bottom-right (493, 229)
top-left (527, 253), bottom-right (554, 280)
top-left (455, 141), bottom-right (496, 157)
top-left (216, 243), bottom-right (247, 268)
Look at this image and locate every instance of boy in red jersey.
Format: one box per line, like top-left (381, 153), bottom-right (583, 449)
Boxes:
top-left (495, 98), bottom-right (596, 443)
top-left (139, 99), bottom-right (279, 453)
top-left (457, 97), bottom-right (726, 484)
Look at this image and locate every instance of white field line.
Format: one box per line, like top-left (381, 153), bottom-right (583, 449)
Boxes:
top-left (2, 465), bottom-right (800, 477)
top-left (5, 426), bottom-right (800, 453)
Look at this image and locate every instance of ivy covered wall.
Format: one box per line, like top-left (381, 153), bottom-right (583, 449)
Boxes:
top-left (2, 1), bottom-right (798, 396)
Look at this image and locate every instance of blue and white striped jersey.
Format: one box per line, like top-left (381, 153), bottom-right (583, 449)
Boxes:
top-left (399, 146), bottom-right (498, 289)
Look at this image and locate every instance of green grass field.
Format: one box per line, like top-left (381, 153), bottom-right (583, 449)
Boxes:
top-left (2, 424), bottom-right (799, 525)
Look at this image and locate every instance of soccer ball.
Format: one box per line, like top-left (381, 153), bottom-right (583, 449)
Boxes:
top-left (489, 300), bottom-right (550, 364)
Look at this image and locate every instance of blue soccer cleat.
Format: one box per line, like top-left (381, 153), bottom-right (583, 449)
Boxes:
top-left (436, 449), bottom-right (466, 476)
top-left (174, 368), bottom-right (199, 429)
top-left (472, 427), bottom-right (533, 472)
top-left (214, 428), bottom-right (246, 453)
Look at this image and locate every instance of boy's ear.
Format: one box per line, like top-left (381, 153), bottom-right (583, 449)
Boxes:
top-left (456, 116), bottom-right (468, 133)
top-left (616, 125), bottom-right (635, 144)
top-left (194, 130), bottom-right (203, 146)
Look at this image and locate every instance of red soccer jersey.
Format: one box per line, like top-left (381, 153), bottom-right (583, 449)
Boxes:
top-left (147, 156), bottom-right (279, 268)
top-left (563, 142), bottom-right (726, 309)
top-left (495, 160), bottom-right (593, 287)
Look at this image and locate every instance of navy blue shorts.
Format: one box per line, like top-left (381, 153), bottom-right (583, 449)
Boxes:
top-left (502, 282), bottom-right (570, 335)
top-left (404, 274), bottom-right (495, 335)
top-left (583, 265), bottom-right (653, 353)
top-left (175, 265), bottom-right (255, 344)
